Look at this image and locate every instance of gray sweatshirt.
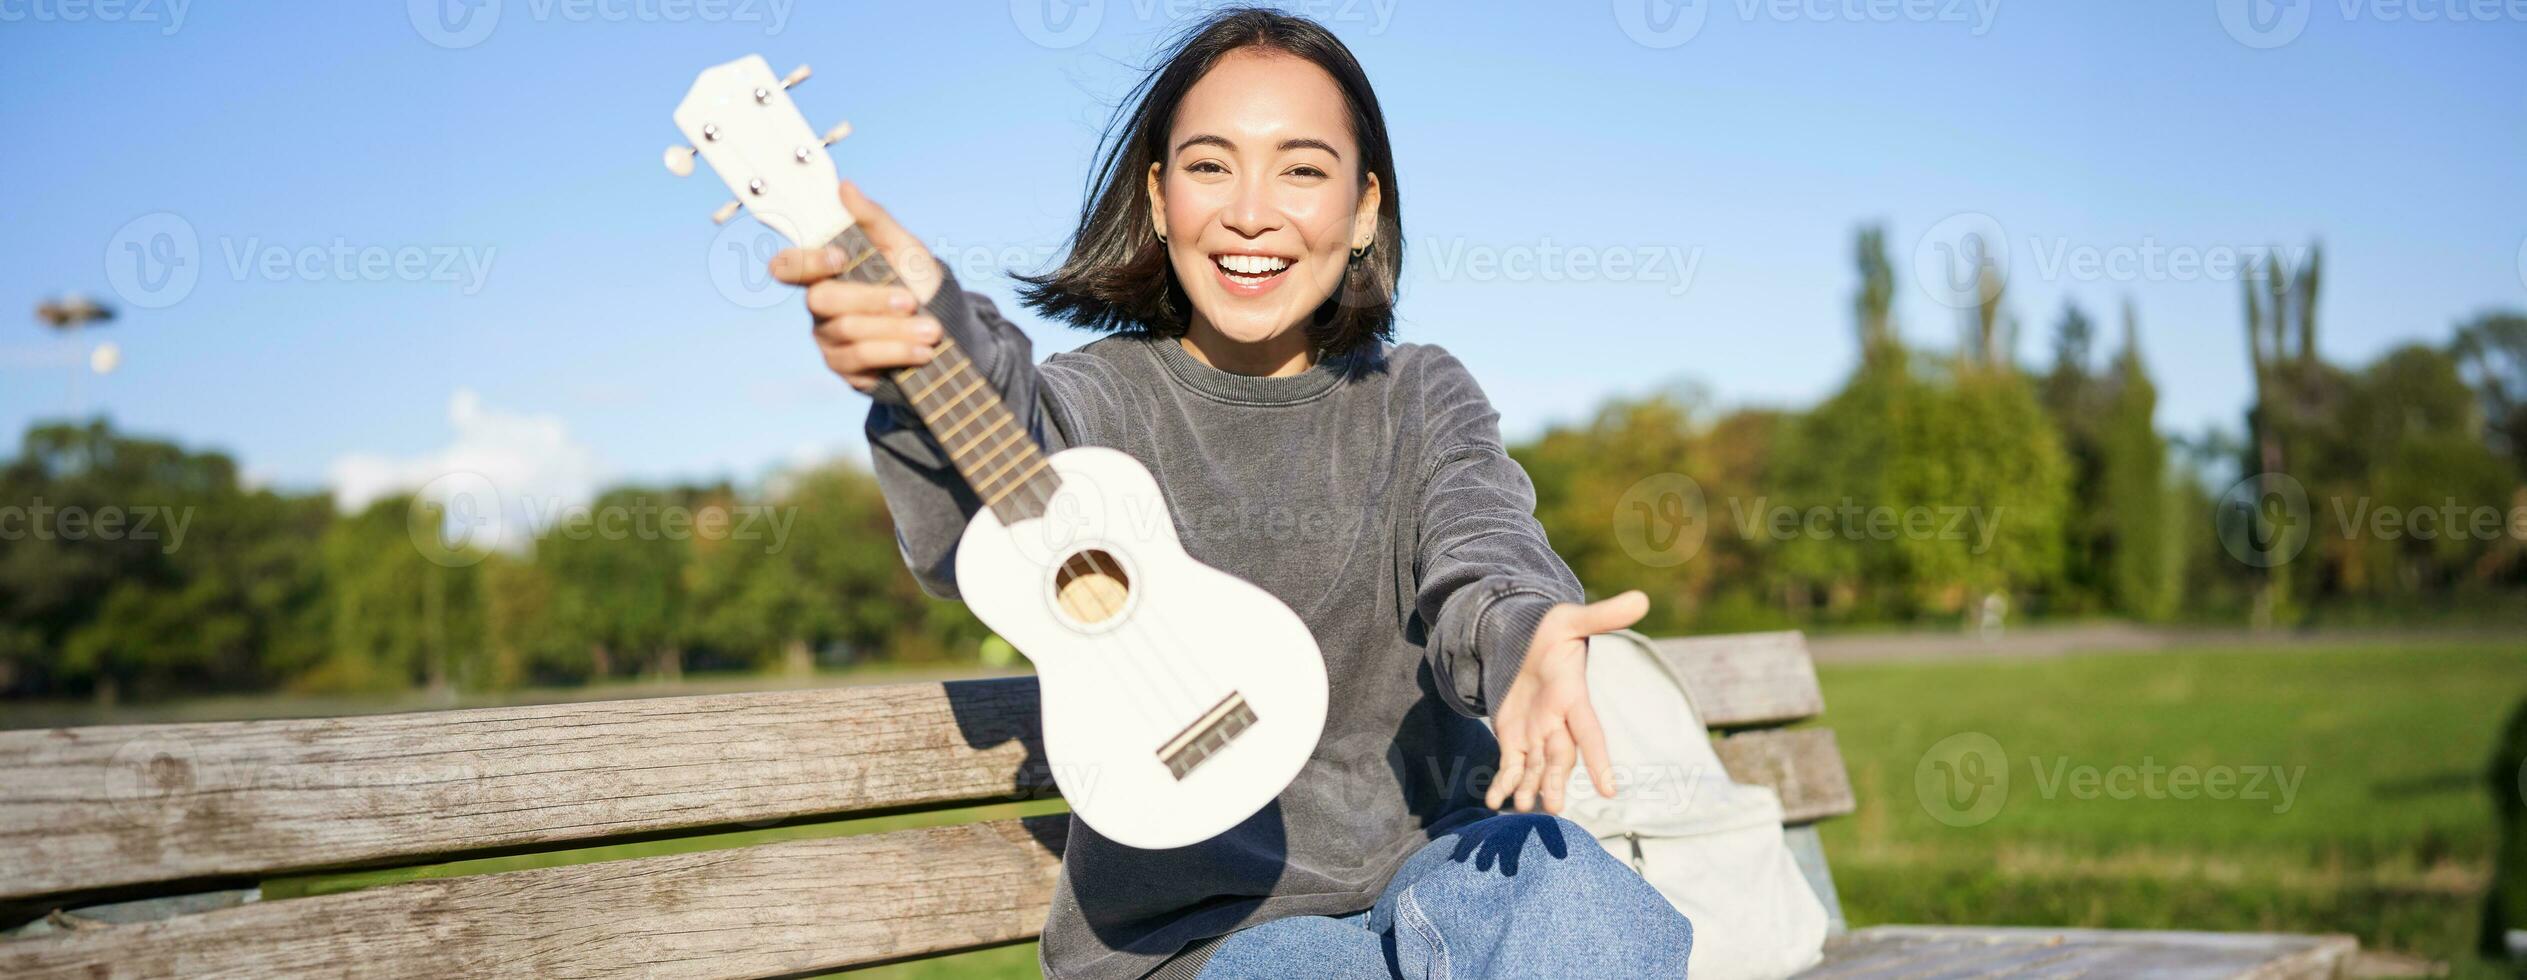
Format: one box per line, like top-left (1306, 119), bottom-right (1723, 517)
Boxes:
top-left (864, 276), bottom-right (1582, 980)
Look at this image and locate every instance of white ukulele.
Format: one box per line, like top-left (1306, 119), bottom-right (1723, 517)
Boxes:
top-left (666, 55), bottom-right (1330, 849)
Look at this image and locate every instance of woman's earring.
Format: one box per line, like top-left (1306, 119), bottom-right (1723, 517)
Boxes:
top-left (1350, 242), bottom-right (1369, 260)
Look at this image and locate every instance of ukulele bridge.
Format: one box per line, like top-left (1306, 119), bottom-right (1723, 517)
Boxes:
top-left (1157, 692), bottom-right (1257, 780)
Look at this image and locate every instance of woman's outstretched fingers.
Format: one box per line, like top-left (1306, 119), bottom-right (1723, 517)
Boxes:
top-left (1539, 728), bottom-right (1577, 813)
top-left (1570, 699), bottom-right (1618, 799)
top-left (1515, 731), bottom-right (1548, 811)
top-left (1487, 742), bottom-right (1526, 810)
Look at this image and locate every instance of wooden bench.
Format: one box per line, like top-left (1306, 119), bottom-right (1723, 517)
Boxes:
top-left (0, 631), bottom-right (2357, 977)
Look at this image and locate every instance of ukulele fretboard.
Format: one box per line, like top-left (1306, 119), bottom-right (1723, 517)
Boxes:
top-left (827, 224), bottom-right (1057, 523)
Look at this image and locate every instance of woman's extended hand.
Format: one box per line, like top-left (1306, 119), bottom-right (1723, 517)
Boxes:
top-left (1485, 590), bottom-right (1650, 814)
top-left (768, 182), bottom-right (949, 393)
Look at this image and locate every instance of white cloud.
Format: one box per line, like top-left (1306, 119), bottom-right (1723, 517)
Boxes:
top-left (328, 388), bottom-right (602, 554)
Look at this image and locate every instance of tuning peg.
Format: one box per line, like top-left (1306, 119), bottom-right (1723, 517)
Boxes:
top-left (664, 144), bottom-right (696, 177)
top-left (711, 199), bottom-right (742, 224)
top-left (781, 64), bottom-right (811, 89)
top-left (822, 121), bottom-right (853, 146)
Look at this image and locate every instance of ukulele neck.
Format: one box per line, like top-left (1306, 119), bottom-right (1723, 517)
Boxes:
top-left (825, 224), bottom-right (1055, 523)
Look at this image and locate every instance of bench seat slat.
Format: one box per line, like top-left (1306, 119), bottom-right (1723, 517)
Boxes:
top-left (0, 678), bottom-right (1053, 905)
top-left (1804, 926), bottom-right (2360, 980)
top-left (0, 816), bottom-right (1069, 980)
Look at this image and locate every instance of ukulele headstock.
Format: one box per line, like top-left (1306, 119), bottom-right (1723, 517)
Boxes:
top-left (667, 55), bottom-right (855, 248)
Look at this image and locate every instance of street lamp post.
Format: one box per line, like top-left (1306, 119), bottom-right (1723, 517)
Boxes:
top-left (36, 294), bottom-right (118, 418)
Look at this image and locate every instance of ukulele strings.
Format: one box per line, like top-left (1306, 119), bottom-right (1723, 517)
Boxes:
top-left (839, 230), bottom-right (1233, 725)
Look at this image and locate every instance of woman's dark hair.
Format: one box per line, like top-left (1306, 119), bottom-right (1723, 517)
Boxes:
top-left (1017, 7), bottom-right (1403, 354)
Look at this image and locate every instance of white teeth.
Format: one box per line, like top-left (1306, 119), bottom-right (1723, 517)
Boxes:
top-left (1216, 254), bottom-right (1289, 275)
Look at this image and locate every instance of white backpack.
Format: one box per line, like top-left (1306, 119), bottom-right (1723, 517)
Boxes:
top-left (1560, 629), bottom-right (1829, 980)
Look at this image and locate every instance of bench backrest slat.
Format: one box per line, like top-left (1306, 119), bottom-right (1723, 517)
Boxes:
top-left (0, 677), bottom-right (1052, 907)
top-left (1650, 631), bottom-right (1825, 729)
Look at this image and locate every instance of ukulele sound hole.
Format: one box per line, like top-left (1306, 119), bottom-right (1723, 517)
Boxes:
top-left (1053, 549), bottom-right (1132, 626)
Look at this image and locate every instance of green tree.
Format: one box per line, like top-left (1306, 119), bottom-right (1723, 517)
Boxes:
top-left (2100, 303), bottom-right (2178, 619)
top-left (305, 495), bottom-right (483, 694)
top-left (0, 420), bottom-right (328, 701)
top-left (2453, 311), bottom-right (2527, 480)
top-left (537, 486), bottom-right (704, 681)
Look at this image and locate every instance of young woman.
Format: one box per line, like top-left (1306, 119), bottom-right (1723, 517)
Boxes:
top-left (770, 9), bottom-right (1694, 979)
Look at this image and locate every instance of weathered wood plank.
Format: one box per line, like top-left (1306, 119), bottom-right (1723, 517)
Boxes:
top-left (1804, 926), bottom-right (2359, 980)
top-left (0, 677), bottom-right (1053, 904)
top-left (0, 816), bottom-right (1070, 980)
top-left (1715, 728), bottom-right (1855, 824)
top-left (1652, 631), bottom-right (1825, 729)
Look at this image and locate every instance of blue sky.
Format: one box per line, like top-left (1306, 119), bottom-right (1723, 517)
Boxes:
top-left (2, 1), bottom-right (2522, 511)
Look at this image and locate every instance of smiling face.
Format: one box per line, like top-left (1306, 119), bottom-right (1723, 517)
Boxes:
top-left (1147, 48), bottom-right (1382, 354)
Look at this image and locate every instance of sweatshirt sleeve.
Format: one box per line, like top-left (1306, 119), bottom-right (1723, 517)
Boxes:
top-left (863, 268), bottom-right (1096, 600)
top-left (1410, 348), bottom-right (1584, 719)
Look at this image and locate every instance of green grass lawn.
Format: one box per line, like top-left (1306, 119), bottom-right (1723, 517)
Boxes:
top-left (260, 640), bottom-right (2526, 977)
top-left (1814, 641), bottom-right (2527, 976)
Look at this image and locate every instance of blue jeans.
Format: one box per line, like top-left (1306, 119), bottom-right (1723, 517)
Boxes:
top-left (1195, 813), bottom-right (1694, 979)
